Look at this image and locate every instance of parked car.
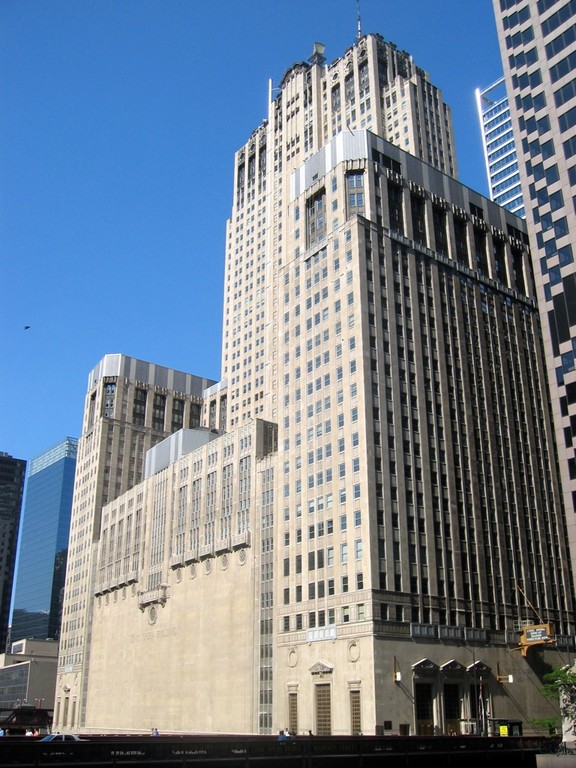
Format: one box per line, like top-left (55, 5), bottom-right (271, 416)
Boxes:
top-left (40, 734), bottom-right (87, 742)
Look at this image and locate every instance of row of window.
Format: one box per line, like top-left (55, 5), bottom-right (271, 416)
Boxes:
top-left (283, 511), bottom-right (362, 547)
top-left (283, 541), bottom-right (363, 575)
top-left (282, 603), bottom-right (365, 632)
top-left (284, 571), bottom-right (365, 604)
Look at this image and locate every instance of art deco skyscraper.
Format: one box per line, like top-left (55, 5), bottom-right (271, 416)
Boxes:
top-left (70, 32), bottom-right (575, 738)
top-left (11, 437), bottom-right (78, 643)
top-left (223, 34), bottom-right (457, 431)
top-left (492, 0), bottom-right (576, 572)
top-left (54, 355), bottom-right (215, 730)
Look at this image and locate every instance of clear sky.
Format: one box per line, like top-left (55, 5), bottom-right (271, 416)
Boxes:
top-left (1, 0), bottom-right (504, 463)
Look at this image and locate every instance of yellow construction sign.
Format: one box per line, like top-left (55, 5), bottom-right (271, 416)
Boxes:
top-left (516, 622), bottom-right (555, 656)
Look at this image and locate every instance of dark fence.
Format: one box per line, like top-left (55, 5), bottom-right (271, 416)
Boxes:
top-left (0, 734), bottom-right (557, 767)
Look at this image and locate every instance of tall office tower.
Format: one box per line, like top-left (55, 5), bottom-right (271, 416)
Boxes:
top-left (10, 437), bottom-right (78, 643)
top-left (75, 119), bottom-right (574, 744)
top-left (491, 0), bottom-right (576, 571)
top-left (476, 77), bottom-right (525, 217)
top-left (54, 355), bottom-right (215, 730)
top-left (224, 33), bottom-right (456, 431)
top-left (0, 453), bottom-right (26, 652)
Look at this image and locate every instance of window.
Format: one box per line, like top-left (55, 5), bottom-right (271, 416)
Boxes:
top-left (341, 543), bottom-right (348, 563)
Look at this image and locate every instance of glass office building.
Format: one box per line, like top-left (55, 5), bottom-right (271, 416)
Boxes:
top-left (10, 438), bottom-right (78, 642)
top-left (476, 76), bottom-right (524, 217)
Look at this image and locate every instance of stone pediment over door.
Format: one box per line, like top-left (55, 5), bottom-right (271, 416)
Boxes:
top-left (310, 661), bottom-right (334, 677)
top-left (440, 659), bottom-right (466, 677)
top-left (412, 658), bottom-right (440, 676)
top-left (466, 659), bottom-right (491, 677)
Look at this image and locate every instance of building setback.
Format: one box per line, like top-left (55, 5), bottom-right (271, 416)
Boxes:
top-left (492, 0), bottom-right (576, 577)
top-left (10, 437), bottom-right (78, 644)
top-left (0, 453), bottom-right (26, 653)
top-left (57, 32), bottom-right (575, 736)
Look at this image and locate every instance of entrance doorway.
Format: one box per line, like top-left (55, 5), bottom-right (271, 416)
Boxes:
top-left (415, 682), bottom-right (434, 735)
top-left (315, 684), bottom-right (331, 736)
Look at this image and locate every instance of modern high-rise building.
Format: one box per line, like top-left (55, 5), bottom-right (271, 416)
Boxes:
top-left (54, 354), bottom-right (216, 731)
top-left (10, 437), bottom-right (78, 644)
top-left (476, 76), bottom-right (525, 217)
top-left (0, 453), bottom-right (26, 653)
top-left (56, 29), bottom-right (576, 738)
top-left (492, 0), bottom-right (576, 576)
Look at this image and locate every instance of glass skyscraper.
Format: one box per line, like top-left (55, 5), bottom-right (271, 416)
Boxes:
top-left (10, 438), bottom-right (78, 643)
top-left (476, 76), bottom-right (525, 217)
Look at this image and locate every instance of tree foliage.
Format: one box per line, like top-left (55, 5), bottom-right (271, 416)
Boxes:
top-left (541, 667), bottom-right (576, 735)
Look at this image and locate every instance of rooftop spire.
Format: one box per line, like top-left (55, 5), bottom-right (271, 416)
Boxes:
top-left (356, 0), bottom-right (362, 40)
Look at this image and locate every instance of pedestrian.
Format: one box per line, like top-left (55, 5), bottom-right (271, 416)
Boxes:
top-left (278, 730), bottom-right (286, 743)
top-left (152, 728), bottom-right (159, 736)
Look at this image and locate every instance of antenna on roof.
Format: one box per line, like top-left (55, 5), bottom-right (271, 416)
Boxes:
top-left (356, 0), bottom-right (362, 40)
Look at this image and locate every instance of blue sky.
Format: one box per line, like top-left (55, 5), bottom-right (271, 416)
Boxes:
top-left (1, 0), bottom-right (504, 463)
